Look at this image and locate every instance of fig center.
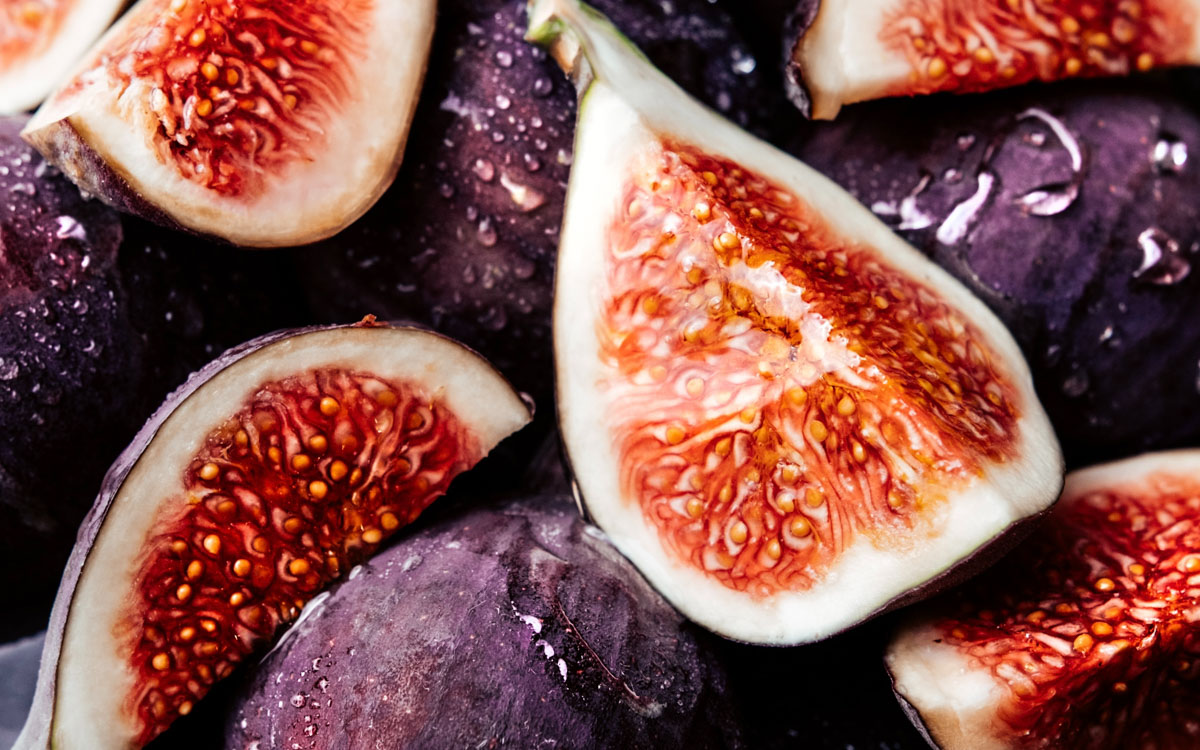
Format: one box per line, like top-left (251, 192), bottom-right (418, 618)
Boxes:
top-left (600, 141), bottom-right (1020, 596)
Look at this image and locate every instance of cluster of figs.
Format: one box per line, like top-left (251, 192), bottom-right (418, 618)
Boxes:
top-left (4, 0), bottom-right (1200, 747)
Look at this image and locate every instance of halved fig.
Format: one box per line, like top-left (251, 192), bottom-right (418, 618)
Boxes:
top-left (888, 450), bottom-right (1200, 749)
top-left (222, 495), bottom-right (740, 749)
top-left (15, 322), bottom-right (531, 749)
top-left (22, 0), bottom-right (435, 247)
top-left (785, 0), bottom-right (1200, 118)
top-left (0, 0), bottom-right (124, 115)
top-left (530, 0), bottom-right (1063, 644)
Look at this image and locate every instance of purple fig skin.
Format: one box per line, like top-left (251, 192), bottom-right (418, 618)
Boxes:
top-left (220, 495), bottom-right (742, 750)
top-left (790, 77), bottom-right (1200, 467)
top-left (0, 115), bottom-right (309, 640)
top-left (295, 0), bottom-right (776, 403)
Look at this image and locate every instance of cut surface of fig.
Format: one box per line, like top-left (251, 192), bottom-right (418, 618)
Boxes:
top-left (0, 0), bottom-right (124, 114)
top-left (22, 0), bottom-right (436, 246)
top-left (223, 496), bottom-right (740, 749)
top-left (786, 0), bottom-right (1200, 118)
top-left (531, 0), bottom-right (1063, 644)
top-left (15, 324), bottom-right (531, 749)
top-left (888, 450), bottom-right (1200, 749)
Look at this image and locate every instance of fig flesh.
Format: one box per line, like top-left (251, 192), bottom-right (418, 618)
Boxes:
top-left (224, 495), bottom-right (740, 749)
top-left (0, 0), bottom-right (124, 115)
top-left (15, 323), bottom-right (531, 749)
top-left (22, 0), bottom-right (436, 247)
top-left (791, 81), bottom-right (1200, 467)
top-left (785, 0), bottom-right (1200, 119)
top-left (530, 0), bottom-right (1063, 645)
top-left (888, 450), bottom-right (1200, 749)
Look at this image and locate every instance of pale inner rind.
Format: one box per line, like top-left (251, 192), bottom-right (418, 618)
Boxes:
top-left (49, 327), bottom-right (530, 749)
top-left (549, 0), bottom-right (1062, 645)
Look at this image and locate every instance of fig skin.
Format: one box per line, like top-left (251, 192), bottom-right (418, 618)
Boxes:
top-left (295, 0), bottom-right (778, 403)
top-left (0, 115), bottom-right (308, 640)
top-left (791, 77), bottom-right (1200, 468)
top-left (221, 494), bottom-right (742, 750)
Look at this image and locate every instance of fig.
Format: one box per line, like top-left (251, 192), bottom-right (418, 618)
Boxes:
top-left (887, 450), bottom-right (1200, 749)
top-left (0, 633), bottom-right (42, 748)
top-left (296, 0), bottom-right (778, 401)
top-left (22, 0), bottom-right (436, 247)
top-left (530, 0), bottom-right (1063, 645)
top-left (222, 495), bottom-right (740, 749)
top-left (15, 322), bottom-right (532, 749)
top-left (791, 80), bottom-right (1200, 467)
top-left (0, 0), bottom-right (125, 114)
top-left (784, 0), bottom-right (1200, 119)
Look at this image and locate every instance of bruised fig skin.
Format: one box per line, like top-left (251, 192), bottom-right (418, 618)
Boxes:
top-left (297, 0), bottom-right (778, 403)
top-left (0, 0), bottom-right (125, 115)
top-left (22, 0), bottom-right (436, 247)
top-left (531, 0), bottom-right (1062, 645)
top-left (791, 80), bottom-right (1200, 467)
top-left (888, 450), bottom-right (1200, 749)
top-left (224, 496), bottom-right (741, 749)
top-left (786, 0), bottom-right (1200, 119)
top-left (15, 323), bottom-right (532, 749)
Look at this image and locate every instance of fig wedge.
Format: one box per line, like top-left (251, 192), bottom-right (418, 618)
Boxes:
top-left (530, 0), bottom-right (1063, 645)
top-left (0, 0), bottom-right (124, 115)
top-left (888, 450), bottom-right (1200, 749)
top-left (785, 0), bottom-right (1200, 118)
top-left (15, 322), bottom-right (531, 749)
top-left (22, 0), bottom-right (435, 247)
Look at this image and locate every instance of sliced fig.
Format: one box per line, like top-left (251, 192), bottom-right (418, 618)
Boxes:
top-left (296, 0), bottom-right (780, 403)
top-left (887, 450), bottom-right (1200, 749)
top-left (791, 80), bottom-right (1200, 467)
top-left (22, 0), bottom-right (436, 247)
top-left (221, 495), bottom-right (740, 749)
top-left (785, 0), bottom-right (1200, 118)
top-left (15, 323), bottom-right (531, 749)
top-left (530, 0), bottom-right (1063, 644)
top-left (0, 0), bottom-right (124, 115)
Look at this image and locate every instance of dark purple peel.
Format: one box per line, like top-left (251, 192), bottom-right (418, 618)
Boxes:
top-left (221, 495), bottom-right (741, 750)
top-left (0, 115), bottom-right (308, 640)
top-left (296, 0), bottom-right (776, 404)
top-left (791, 77), bottom-right (1200, 467)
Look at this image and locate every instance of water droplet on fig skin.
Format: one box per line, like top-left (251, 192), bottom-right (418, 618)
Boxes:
top-left (1151, 133), bottom-right (1188, 174)
top-left (1134, 227), bottom-right (1190, 285)
top-left (1062, 372), bottom-right (1089, 398)
top-left (289, 693), bottom-right (306, 708)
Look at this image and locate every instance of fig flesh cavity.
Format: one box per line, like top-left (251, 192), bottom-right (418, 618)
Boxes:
top-left (0, 0), bottom-right (124, 114)
top-left (888, 450), bottom-right (1200, 749)
top-left (22, 0), bottom-right (435, 247)
top-left (16, 323), bottom-right (531, 749)
top-left (225, 496), bottom-right (740, 749)
top-left (785, 0), bottom-right (1200, 118)
top-left (792, 81), bottom-right (1200, 467)
top-left (531, 0), bottom-right (1063, 645)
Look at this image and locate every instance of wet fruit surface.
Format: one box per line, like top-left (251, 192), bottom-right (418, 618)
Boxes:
top-left (108, 0), bottom-right (370, 195)
top-left (880, 0), bottom-right (1196, 96)
top-left (125, 368), bottom-right (478, 744)
top-left (933, 469), bottom-right (1200, 747)
top-left (601, 140), bottom-right (1020, 595)
top-left (0, 0), bottom-right (67, 65)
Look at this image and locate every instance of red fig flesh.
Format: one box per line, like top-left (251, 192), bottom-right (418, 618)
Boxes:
top-left (22, 0), bottom-right (436, 246)
top-left (15, 323), bottom-right (531, 749)
top-left (532, 0), bottom-right (1063, 644)
top-left (0, 0), bottom-right (124, 114)
top-left (888, 450), bottom-right (1200, 749)
top-left (787, 0), bottom-right (1200, 118)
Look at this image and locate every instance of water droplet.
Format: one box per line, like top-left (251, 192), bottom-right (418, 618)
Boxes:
top-left (9, 182), bottom-right (35, 195)
top-left (1134, 227), bottom-right (1190, 285)
top-left (1152, 133), bottom-right (1188, 174)
top-left (71, 298), bottom-right (89, 315)
top-left (532, 77), bottom-right (553, 97)
top-left (942, 168), bottom-right (962, 183)
top-left (1022, 131), bottom-right (1047, 147)
top-left (303, 724), bottom-right (318, 738)
top-left (55, 216), bottom-right (87, 241)
top-left (315, 676), bottom-right (329, 692)
top-left (290, 693), bottom-right (307, 708)
top-left (438, 183), bottom-right (455, 199)
top-left (491, 131), bottom-right (505, 143)
top-left (1062, 372), bottom-right (1089, 397)
top-left (956, 134), bottom-right (976, 150)
top-left (0, 358), bottom-right (18, 381)
top-left (472, 158), bottom-right (495, 182)
top-left (1099, 325), bottom-right (1114, 343)
top-left (495, 94), bottom-right (511, 110)
top-left (477, 218), bottom-right (498, 247)
top-left (731, 50), bottom-right (757, 75)
top-left (478, 305), bottom-right (507, 331)
top-left (523, 153), bottom-right (542, 172)
top-left (937, 171), bottom-right (994, 245)
top-left (495, 50), bottom-right (513, 68)
top-left (500, 173), bottom-right (546, 212)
